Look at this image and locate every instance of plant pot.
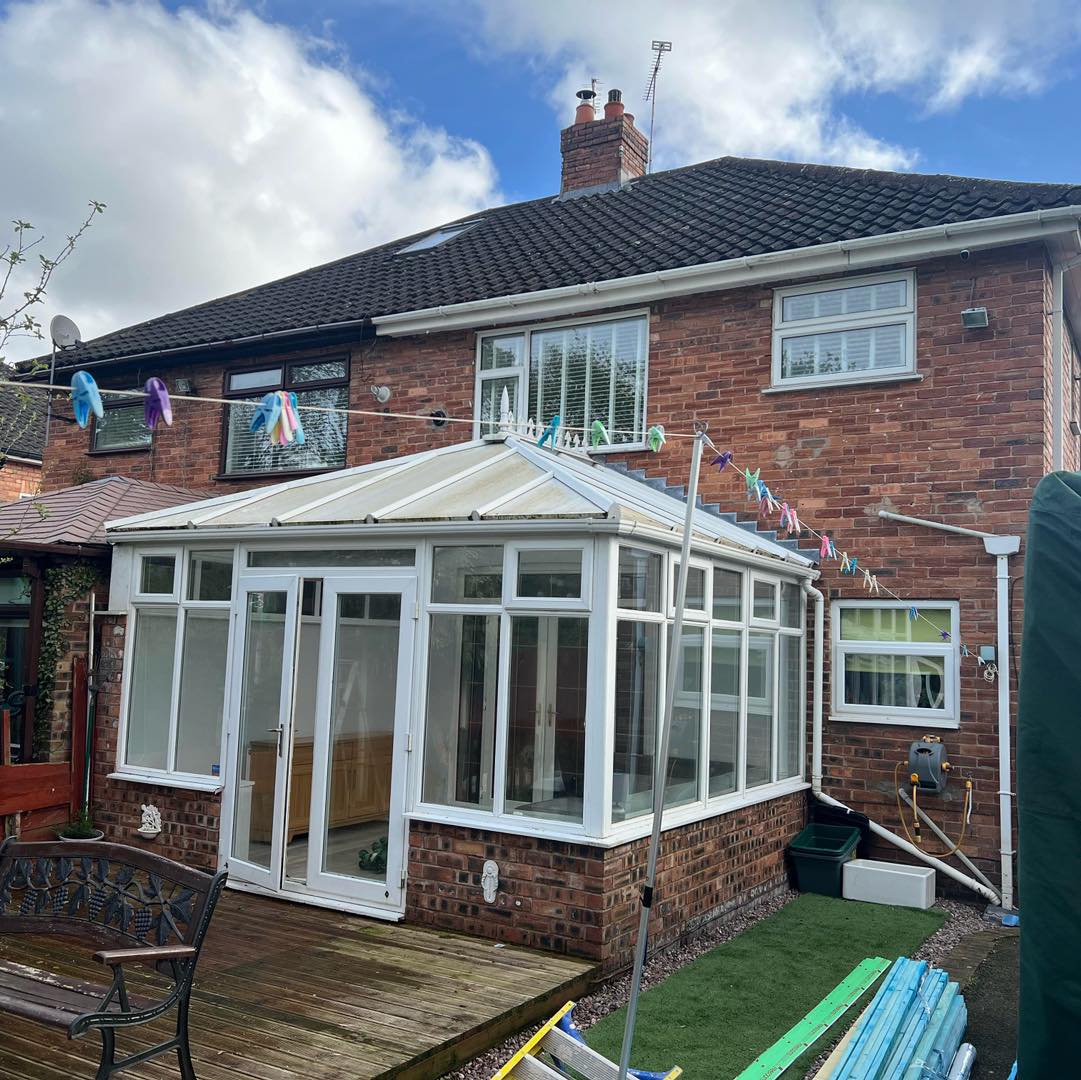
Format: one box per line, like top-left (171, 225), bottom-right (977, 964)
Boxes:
top-left (56, 829), bottom-right (105, 842)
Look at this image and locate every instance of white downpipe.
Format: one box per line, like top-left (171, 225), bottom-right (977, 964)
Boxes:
top-left (990, 544), bottom-right (1017, 910)
top-left (802, 581), bottom-right (1001, 906)
top-left (1053, 261), bottom-right (1065, 472)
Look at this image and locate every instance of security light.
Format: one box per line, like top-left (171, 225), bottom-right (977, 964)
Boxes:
top-left (961, 307), bottom-right (989, 329)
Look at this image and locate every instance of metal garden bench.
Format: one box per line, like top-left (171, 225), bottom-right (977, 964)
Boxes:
top-left (0, 838), bottom-right (227, 1079)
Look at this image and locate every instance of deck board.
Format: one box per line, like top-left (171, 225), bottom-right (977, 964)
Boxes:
top-left (0, 889), bottom-right (596, 1079)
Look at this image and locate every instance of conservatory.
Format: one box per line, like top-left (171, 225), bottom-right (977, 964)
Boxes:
top-left (105, 435), bottom-right (817, 919)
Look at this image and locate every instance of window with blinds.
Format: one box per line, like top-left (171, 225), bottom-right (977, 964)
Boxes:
top-left (92, 401), bottom-right (152, 451)
top-left (772, 272), bottom-right (915, 389)
top-left (222, 360), bottom-right (348, 475)
top-left (475, 315), bottom-right (648, 446)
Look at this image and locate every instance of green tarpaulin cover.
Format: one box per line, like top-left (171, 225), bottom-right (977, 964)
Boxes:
top-left (1017, 471), bottom-right (1081, 1077)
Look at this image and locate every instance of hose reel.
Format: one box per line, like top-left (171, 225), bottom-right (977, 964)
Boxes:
top-left (895, 735), bottom-right (973, 855)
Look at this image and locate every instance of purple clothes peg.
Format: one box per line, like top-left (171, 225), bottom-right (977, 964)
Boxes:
top-left (144, 378), bottom-right (172, 429)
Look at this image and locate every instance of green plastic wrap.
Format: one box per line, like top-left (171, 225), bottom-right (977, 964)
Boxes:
top-left (1017, 471), bottom-right (1081, 1077)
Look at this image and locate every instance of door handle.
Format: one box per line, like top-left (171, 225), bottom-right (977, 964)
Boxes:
top-left (267, 725), bottom-right (284, 756)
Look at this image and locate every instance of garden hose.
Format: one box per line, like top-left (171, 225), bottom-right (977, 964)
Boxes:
top-left (894, 760), bottom-right (973, 857)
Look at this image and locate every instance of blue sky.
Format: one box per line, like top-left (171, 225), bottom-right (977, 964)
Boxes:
top-left (2, 0), bottom-right (1080, 360)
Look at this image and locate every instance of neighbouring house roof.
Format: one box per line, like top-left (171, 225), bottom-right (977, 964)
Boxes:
top-left (0, 383), bottom-right (47, 463)
top-left (31, 156), bottom-right (1081, 369)
top-left (106, 435), bottom-right (817, 568)
top-left (0, 476), bottom-right (207, 552)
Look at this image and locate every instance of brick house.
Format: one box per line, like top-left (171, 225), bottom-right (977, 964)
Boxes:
top-left (24, 88), bottom-right (1081, 971)
top-left (0, 385), bottom-right (45, 500)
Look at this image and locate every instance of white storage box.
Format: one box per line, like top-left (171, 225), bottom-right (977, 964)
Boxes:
top-left (842, 858), bottom-right (935, 909)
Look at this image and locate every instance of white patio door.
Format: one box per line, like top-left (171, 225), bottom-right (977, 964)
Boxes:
top-left (285, 574), bottom-right (416, 911)
top-left (226, 572), bottom-right (415, 915)
top-left (226, 575), bottom-right (300, 894)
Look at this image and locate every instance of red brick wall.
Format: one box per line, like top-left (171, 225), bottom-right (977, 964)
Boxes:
top-left (560, 113), bottom-right (649, 192)
top-left (0, 458), bottom-right (40, 500)
top-left (55, 241), bottom-right (1058, 900)
top-left (407, 790), bottom-right (802, 971)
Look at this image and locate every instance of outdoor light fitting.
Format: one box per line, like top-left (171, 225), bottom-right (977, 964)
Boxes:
top-left (961, 306), bottom-right (989, 329)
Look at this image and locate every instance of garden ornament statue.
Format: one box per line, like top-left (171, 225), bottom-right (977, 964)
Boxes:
top-left (137, 803), bottom-right (162, 840)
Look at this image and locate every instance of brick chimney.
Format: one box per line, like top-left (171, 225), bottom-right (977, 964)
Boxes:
top-left (560, 88), bottom-right (649, 195)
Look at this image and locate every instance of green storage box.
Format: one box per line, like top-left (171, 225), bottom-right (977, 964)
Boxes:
top-left (788, 822), bottom-right (861, 897)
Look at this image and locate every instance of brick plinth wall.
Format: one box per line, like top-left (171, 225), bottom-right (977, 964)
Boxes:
top-left (407, 791), bottom-right (805, 972)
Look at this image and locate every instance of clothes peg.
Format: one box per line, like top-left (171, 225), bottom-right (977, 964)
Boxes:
top-left (590, 419), bottom-right (610, 447)
top-left (743, 468), bottom-right (760, 498)
top-left (70, 371), bottom-right (103, 429)
top-left (143, 378), bottom-right (172, 429)
top-left (909, 606), bottom-right (919, 621)
top-left (646, 425), bottom-right (666, 452)
top-left (711, 450), bottom-right (733, 470)
top-left (249, 391), bottom-right (282, 435)
top-left (820, 535), bottom-right (834, 560)
top-left (538, 415), bottom-right (561, 447)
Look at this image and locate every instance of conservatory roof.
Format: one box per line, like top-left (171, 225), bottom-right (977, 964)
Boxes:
top-left (105, 436), bottom-right (814, 567)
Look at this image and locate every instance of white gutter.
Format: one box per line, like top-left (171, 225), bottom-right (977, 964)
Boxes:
top-left (374, 206), bottom-right (1081, 336)
top-left (802, 580), bottom-right (1001, 905)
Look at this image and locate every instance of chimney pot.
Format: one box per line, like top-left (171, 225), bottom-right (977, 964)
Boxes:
top-left (603, 88), bottom-right (625, 120)
top-left (574, 88), bottom-right (596, 125)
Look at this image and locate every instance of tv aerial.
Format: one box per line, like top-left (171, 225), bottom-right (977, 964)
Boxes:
top-left (644, 40), bottom-right (672, 173)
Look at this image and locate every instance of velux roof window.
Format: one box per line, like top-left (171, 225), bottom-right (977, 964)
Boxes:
top-left (396, 220), bottom-right (479, 253)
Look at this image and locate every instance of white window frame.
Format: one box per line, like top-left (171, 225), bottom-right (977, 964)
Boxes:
top-left (473, 310), bottom-right (650, 451)
top-left (831, 599), bottom-right (960, 729)
top-left (114, 547), bottom-right (237, 788)
top-left (771, 270), bottom-right (917, 391)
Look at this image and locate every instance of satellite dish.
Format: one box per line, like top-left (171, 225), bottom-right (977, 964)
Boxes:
top-left (49, 314), bottom-right (81, 349)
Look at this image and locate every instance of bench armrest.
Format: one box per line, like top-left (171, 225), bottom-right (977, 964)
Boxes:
top-left (92, 945), bottom-right (197, 966)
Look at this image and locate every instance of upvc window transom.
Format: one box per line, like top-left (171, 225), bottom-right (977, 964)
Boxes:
top-left (772, 271), bottom-right (916, 389)
top-left (831, 599), bottom-right (959, 728)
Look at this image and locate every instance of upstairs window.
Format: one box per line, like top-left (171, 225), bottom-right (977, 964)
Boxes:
top-left (772, 271), bottom-right (915, 389)
top-left (476, 314), bottom-right (648, 447)
top-left (92, 397), bottom-right (152, 452)
top-left (222, 359), bottom-right (348, 476)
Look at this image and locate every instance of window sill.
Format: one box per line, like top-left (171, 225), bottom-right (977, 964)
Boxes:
top-left (87, 446), bottom-right (152, 457)
top-left (214, 466), bottom-right (343, 482)
top-left (107, 771), bottom-right (224, 794)
top-left (763, 372), bottom-right (923, 395)
top-left (829, 712), bottom-right (959, 730)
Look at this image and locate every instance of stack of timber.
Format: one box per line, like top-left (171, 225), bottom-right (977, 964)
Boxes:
top-left (818, 958), bottom-right (973, 1080)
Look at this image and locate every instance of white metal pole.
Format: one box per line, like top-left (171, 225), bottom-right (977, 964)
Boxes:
top-left (618, 430), bottom-right (705, 1080)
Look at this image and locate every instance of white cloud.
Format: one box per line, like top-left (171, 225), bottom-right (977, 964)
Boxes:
top-left (465, 0), bottom-right (1081, 171)
top-left (0, 0), bottom-right (500, 363)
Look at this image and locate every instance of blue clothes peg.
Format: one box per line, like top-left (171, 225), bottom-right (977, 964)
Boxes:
top-left (70, 371), bottom-right (103, 429)
top-left (249, 391), bottom-right (282, 434)
top-left (538, 415), bottom-right (560, 447)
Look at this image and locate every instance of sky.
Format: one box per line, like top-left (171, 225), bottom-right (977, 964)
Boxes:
top-left (1, 0), bottom-right (1080, 364)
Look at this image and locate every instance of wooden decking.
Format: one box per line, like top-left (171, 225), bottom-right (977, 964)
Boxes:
top-left (0, 889), bottom-right (596, 1080)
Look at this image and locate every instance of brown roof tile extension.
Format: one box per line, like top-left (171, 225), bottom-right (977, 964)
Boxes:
top-left (0, 476), bottom-right (206, 551)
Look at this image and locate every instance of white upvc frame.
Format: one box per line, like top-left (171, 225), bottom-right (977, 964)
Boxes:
top-left (830, 598), bottom-right (960, 729)
top-left (472, 309), bottom-right (651, 451)
top-left (115, 547), bottom-right (238, 788)
top-left (771, 269), bottom-right (917, 391)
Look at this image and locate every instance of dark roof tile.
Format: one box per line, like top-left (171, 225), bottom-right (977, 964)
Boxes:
top-left (32, 155), bottom-right (1081, 369)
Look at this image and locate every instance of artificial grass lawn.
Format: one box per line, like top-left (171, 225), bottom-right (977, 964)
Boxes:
top-left (586, 894), bottom-right (946, 1079)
